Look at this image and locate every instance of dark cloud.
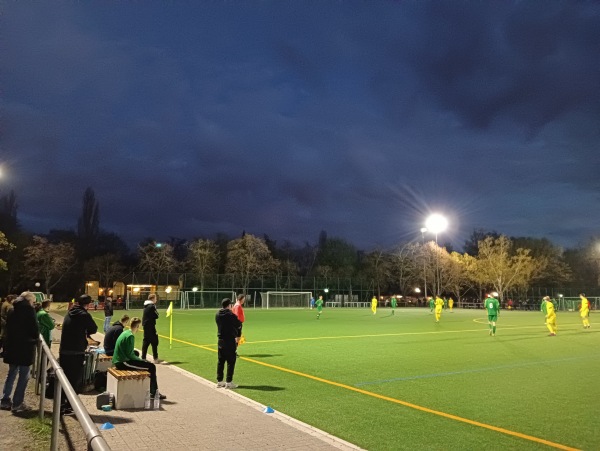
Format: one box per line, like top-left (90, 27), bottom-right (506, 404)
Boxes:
top-left (1, 1), bottom-right (599, 251)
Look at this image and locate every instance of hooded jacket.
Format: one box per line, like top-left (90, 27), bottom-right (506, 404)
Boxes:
top-left (3, 296), bottom-right (39, 366)
top-left (142, 300), bottom-right (159, 336)
top-left (103, 321), bottom-right (125, 356)
top-left (215, 308), bottom-right (242, 343)
top-left (59, 303), bottom-right (98, 355)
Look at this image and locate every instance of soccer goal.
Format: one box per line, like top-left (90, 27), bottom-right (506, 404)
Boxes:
top-left (181, 290), bottom-right (236, 309)
top-left (260, 291), bottom-right (312, 309)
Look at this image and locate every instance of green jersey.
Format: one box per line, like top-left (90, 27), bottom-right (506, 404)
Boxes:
top-left (112, 329), bottom-right (143, 365)
top-left (315, 299), bottom-right (323, 311)
top-left (391, 298), bottom-right (397, 308)
top-left (485, 297), bottom-right (500, 315)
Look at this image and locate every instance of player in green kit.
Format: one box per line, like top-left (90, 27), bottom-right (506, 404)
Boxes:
top-left (428, 296), bottom-right (434, 314)
top-left (390, 296), bottom-right (397, 315)
top-left (315, 295), bottom-right (324, 319)
top-left (485, 293), bottom-right (500, 336)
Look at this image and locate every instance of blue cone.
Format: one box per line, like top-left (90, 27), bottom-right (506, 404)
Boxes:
top-left (100, 422), bottom-right (115, 430)
top-left (263, 406), bottom-right (274, 414)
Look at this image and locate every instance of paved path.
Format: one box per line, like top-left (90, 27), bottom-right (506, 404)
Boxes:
top-left (50, 313), bottom-right (361, 451)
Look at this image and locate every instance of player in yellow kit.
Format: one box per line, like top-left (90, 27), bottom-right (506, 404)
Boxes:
top-left (434, 296), bottom-right (444, 323)
top-left (541, 296), bottom-right (557, 336)
top-left (579, 293), bottom-right (591, 329)
top-left (371, 296), bottom-right (378, 315)
top-left (448, 297), bottom-right (454, 312)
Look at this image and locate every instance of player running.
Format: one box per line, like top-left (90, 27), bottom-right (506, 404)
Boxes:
top-left (434, 295), bottom-right (444, 323)
top-left (541, 296), bottom-right (557, 336)
top-left (448, 297), bottom-right (454, 312)
top-left (428, 296), bottom-right (434, 314)
top-left (579, 293), bottom-right (591, 329)
top-left (485, 294), bottom-right (500, 336)
top-left (315, 295), bottom-right (324, 319)
top-left (390, 296), bottom-right (397, 315)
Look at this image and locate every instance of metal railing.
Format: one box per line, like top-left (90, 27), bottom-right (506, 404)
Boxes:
top-left (32, 337), bottom-right (111, 451)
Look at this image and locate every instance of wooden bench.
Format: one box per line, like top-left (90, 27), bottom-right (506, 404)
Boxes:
top-left (96, 354), bottom-right (113, 373)
top-left (107, 368), bottom-right (150, 409)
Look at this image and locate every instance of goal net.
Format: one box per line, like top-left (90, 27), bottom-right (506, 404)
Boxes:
top-left (260, 291), bottom-right (312, 309)
top-left (181, 290), bottom-right (236, 309)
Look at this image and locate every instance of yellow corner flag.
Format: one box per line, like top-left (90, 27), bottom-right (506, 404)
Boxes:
top-left (166, 301), bottom-right (173, 349)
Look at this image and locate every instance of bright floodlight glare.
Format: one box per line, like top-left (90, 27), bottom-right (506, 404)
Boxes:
top-left (414, 287), bottom-right (421, 293)
top-left (165, 286), bottom-right (172, 293)
top-left (420, 227), bottom-right (427, 234)
top-left (324, 288), bottom-right (329, 293)
top-left (192, 286), bottom-right (198, 292)
top-left (425, 214), bottom-right (448, 234)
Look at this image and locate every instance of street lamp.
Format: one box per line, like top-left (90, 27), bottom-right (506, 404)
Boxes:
top-left (420, 227), bottom-right (428, 299)
top-left (425, 214), bottom-right (448, 296)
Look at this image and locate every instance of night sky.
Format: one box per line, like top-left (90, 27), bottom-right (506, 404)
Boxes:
top-left (2, 1), bottom-right (599, 251)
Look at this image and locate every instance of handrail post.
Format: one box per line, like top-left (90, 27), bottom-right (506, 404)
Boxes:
top-left (39, 353), bottom-right (47, 421)
top-left (51, 373), bottom-right (62, 451)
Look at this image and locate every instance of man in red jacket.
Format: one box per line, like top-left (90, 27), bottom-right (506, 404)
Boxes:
top-left (232, 294), bottom-right (245, 345)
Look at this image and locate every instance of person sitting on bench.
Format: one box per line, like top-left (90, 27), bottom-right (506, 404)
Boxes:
top-left (103, 315), bottom-right (130, 356)
top-left (112, 317), bottom-right (166, 400)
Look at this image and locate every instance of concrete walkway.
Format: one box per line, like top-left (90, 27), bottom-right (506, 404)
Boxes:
top-left (50, 314), bottom-right (361, 451)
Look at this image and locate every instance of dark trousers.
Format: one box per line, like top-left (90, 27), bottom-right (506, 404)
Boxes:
top-left (59, 353), bottom-right (85, 407)
top-left (217, 339), bottom-right (237, 383)
top-left (116, 360), bottom-right (158, 395)
top-left (142, 333), bottom-right (159, 360)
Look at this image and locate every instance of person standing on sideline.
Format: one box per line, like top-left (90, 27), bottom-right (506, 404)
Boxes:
top-left (142, 294), bottom-right (161, 363)
top-left (113, 317), bottom-right (165, 400)
top-left (541, 296), bottom-right (557, 336)
top-left (371, 296), bottom-right (378, 315)
top-left (579, 293), bottom-right (591, 329)
top-left (59, 294), bottom-right (97, 414)
top-left (0, 294), bottom-right (17, 357)
top-left (448, 297), bottom-right (454, 313)
top-left (103, 297), bottom-right (113, 333)
top-left (434, 295), bottom-right (444, 323)
top-left (390, 296), bottom-right (397, 315)
top-left (315, 295), bottom-right (324, 319)
top-left (0, 292), bottom-right (38, 412)
top-left (103, 315), bottom-right (130, 356)
top-left (37, 300), bottom-right (55, 347)
top-left (232, 294), bottom-right (246, 345)
top-left (485, 294), bottom-right (500, 336)
top-left (310, 296), bottom-right (315, 309)
top-left (215, 298), bottom-right (241, 389)
top-left (428, 296), bottom-right (435, 314)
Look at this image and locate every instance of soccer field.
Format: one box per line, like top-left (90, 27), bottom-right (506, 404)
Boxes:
top-left (90, 307), bottom-right (599, 450)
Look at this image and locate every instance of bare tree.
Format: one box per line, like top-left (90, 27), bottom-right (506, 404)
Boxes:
top-left (186, 239), bottom-right (219, 290)
top-left (138, 242), bottom-right (178, 285)
top-left (23, 236), bottom-right (76, 294)
top-left (225, 234), bottom-right (277, 291)
top-left (84, 253), bottom-right (126, 295)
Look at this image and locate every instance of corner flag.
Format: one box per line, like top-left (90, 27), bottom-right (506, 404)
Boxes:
top-left (166, 302), bottom-right (173, 317)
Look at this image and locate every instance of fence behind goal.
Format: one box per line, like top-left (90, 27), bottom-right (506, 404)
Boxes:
top-left (181, 290), bottom-right (237, 309)
top-left (260, 291), bottom-right (312, 308)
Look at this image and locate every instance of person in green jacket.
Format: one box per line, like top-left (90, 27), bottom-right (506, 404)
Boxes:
top-left (112, 317), bottom-right (165, 399)
top-left (36, 300), bottom-right (55, 347)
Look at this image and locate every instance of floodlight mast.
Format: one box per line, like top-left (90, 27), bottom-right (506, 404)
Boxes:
top-left (424, 214), bottom-right (448, 296)
top-left (420, 227), bottom-right (428, 299)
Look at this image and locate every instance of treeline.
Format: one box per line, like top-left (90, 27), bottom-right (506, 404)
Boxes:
top-left (0, 188), bottom-right (598, 300)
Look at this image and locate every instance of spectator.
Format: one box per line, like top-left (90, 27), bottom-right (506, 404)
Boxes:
top-left (0, 295), bottom-right (17, 357)
top-left (113, 317), bottom-right (165, 400)
top-left (36, 300), bottom-right (55, 347)
top-left (232, 294), bottom-right (246, 346)
top-left (142, 294), bottom-right (161, 363)
top-left (215, 298), bottom-right (241, 389)
top-left (59, 294), bottom-right (97, 415)
top-left (0, 291), bottom-right (39, 412)
top-left (103, 315), bottom-right (130, 356)
top-left (103, 297), bottom-right (114, 333)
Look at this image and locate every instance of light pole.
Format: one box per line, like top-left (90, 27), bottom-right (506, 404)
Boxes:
top-left (420, 227), bottom-right (428, 299)
top-left (425, 214), bottom-right (448, 296)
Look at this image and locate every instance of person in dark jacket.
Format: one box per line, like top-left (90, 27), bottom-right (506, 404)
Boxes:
top-left (215, 298), bottom-right (242, 389)
top-left (58, 294), bottom-right (97, 414)
top-left (103, 297), bottom-right (114, 333)
top-left (0, 292), bottom-right (39, 412)
top-left (103, 315), bottom-right (130, 356)
top-left (141, 294), bottom-right (161, 363)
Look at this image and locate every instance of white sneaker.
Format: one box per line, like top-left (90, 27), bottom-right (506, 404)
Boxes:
top-left (154, 358), bottom-right (164, 364)
top-left (216, 381), bottom-right (226, 388)
top-left (225, 382), bottom-right (238, 389)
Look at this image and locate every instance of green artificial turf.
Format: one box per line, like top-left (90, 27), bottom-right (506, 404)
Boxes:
top-left (89, 307), bottom-right (600, 450)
